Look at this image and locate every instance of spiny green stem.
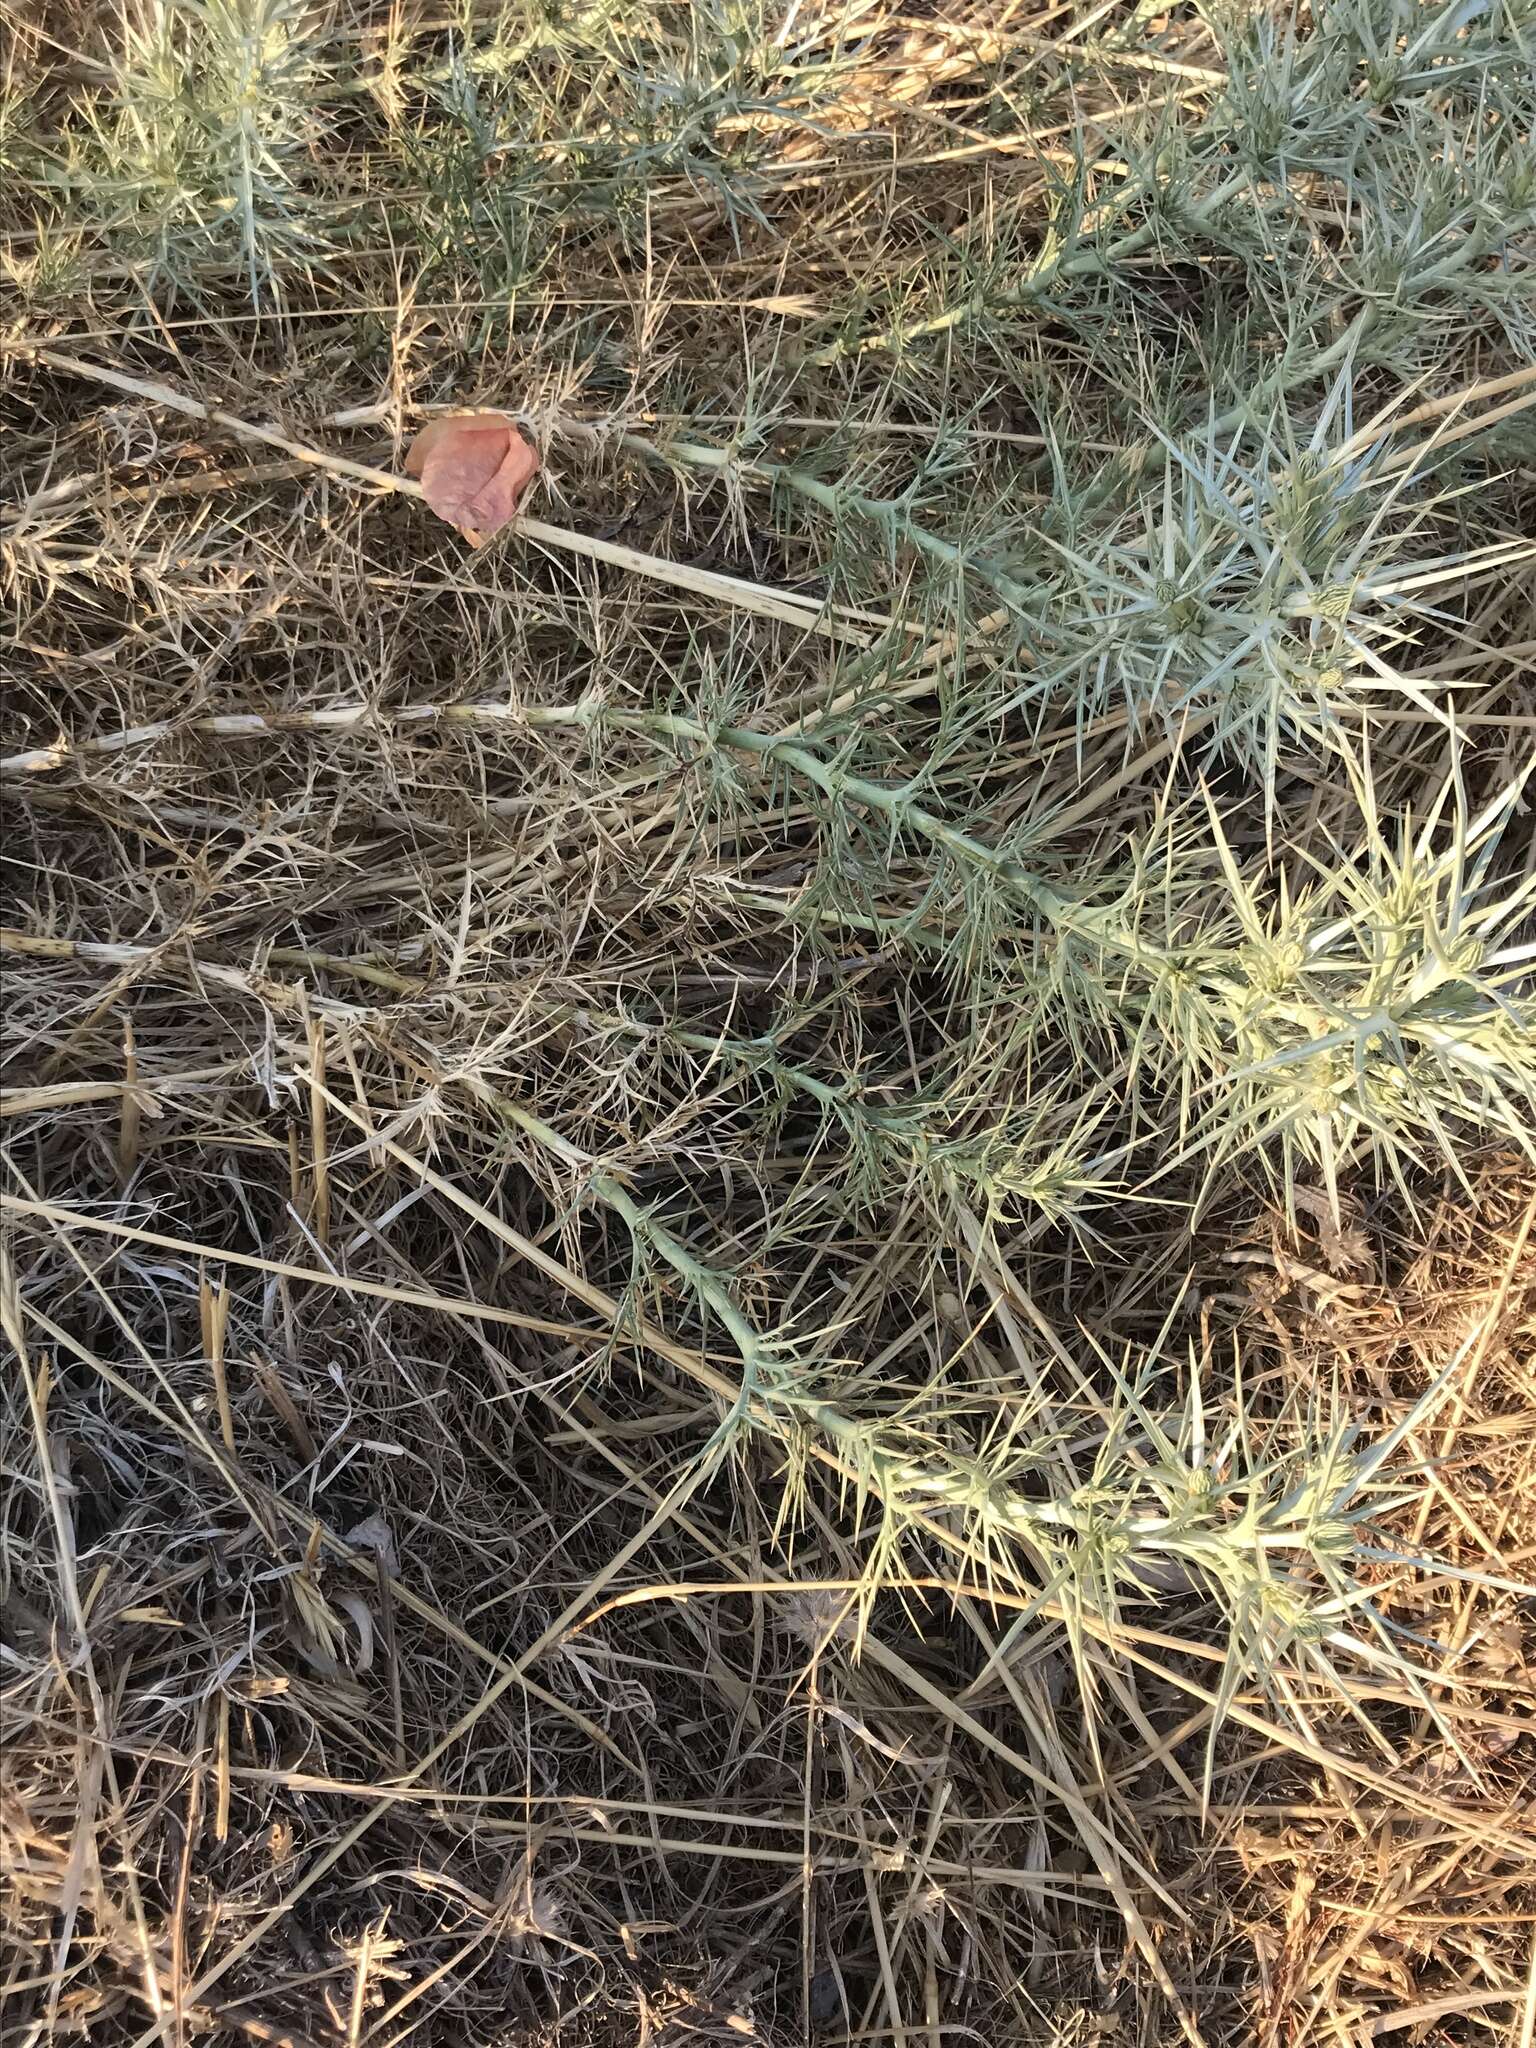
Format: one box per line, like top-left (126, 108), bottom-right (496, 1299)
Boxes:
top-left (633, 309), bottom-right (1379, 564)
top-left (467, 1076), bottom-right (1379, 1614)
top-left (624, 433), bottom-right (1045, 618)
top-left (570, 699), bottom-right (1202, 987)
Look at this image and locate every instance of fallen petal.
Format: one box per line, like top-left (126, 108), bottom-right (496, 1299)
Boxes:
top-left (405, 411), bottom-right (539, 539)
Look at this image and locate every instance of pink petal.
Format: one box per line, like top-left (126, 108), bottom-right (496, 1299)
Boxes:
top-left (404, 413), bottom-right (539, 539)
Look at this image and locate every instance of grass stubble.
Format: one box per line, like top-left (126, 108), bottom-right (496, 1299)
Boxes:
top-left (1, 0), bottom-right (1534, 2041)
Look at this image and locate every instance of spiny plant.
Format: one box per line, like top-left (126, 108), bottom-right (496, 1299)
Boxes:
top-left (505, 687), bottom-right (1536, 1204)
top-left (629, 351), bottom-right (1534, 792)
top-left (457, 1042), bottom-right (1497, 1794)
top-left (1188, 769), bottom-right (1536, 1206)
top-left (50, 0), bottom-right (338, 304)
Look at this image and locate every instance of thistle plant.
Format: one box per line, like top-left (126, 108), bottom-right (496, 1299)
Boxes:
top-left (1186, 774), bottom-right (1536, 1204)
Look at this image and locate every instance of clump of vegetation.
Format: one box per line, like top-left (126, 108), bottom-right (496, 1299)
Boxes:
top-left (2, 0), bottom-right (1533, 2041)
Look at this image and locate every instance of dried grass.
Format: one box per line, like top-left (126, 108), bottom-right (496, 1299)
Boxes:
top-left (3, 0), bottom-right (1534, 2041)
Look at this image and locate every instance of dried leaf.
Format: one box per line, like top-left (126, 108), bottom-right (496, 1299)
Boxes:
top-left (405, 411), bottom-right (539, 540)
